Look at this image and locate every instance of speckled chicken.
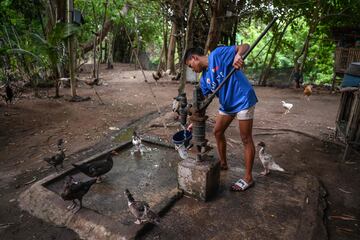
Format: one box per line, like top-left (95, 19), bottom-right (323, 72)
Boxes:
top-left (61, 176), bottom-right (97, 213)
top-left (43, 139), bottom-right (65, 172)
top-left (257, 141), bottom-right (284, 176)
top-left (124, 189), bottom-right (160, 225)
top-left (72, 153), bottom-right (113, 182)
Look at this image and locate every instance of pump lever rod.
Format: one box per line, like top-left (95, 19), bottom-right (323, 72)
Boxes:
top-left (199, 17), bottom-right (278, 112)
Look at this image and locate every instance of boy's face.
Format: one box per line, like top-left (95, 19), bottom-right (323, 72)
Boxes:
top-left (186, 55), bottom-right (202, 73)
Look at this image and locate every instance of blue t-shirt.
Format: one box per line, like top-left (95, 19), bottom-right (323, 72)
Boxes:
top-left (200, 45), bottom-right (258, 114)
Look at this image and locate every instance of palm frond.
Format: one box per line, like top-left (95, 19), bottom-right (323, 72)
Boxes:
top-left (8, 48), bottom-right (43, 63)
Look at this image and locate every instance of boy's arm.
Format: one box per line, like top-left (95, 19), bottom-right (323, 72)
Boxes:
top-left (236, 44), bottom-right (250, 56)
top-left (233, 44), bottom-right (250, 69)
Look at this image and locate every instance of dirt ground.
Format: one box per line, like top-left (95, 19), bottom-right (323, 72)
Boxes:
top-left (0, 63), bottom-right (359, 239)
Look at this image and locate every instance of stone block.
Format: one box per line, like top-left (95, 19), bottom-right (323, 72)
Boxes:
top-left (177, 155), bottom-right (220, 201)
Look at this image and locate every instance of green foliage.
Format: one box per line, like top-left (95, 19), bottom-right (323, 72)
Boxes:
top-left (1, 0), bottom-right (360, 87)
top-left (237, 15), bottom-right (338, 84)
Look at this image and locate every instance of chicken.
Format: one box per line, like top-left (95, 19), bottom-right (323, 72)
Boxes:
top-left (281, 101), bottom-right (293, 114)
top-left (72, 153), bottom-right (113, 182)
top-left (152, 71), bottom-right (161, 82)
top-left (303, 85), bottom-right (313, 101)
top-left (131, 131), bottom-right (143, 155)
top-left (84, 78), bottom-right (99, 86)
top-left (124, 189), bottom-right (160, 225)
top-left (5, 84), bottom-right (14, 104)
top-left (60, 176), bottom-right (97, 213)
top-left (43, 139), bottom-right (65, 172)
top-left (172, 98), bottom-right (180, 114)
top-left (257, 141), bottom-right (284, 175)
top-left (171, 72), bottom-right (181, 81)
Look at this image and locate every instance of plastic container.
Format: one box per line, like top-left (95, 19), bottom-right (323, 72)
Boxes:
top-left (172, 130), bottom-right (192, 148)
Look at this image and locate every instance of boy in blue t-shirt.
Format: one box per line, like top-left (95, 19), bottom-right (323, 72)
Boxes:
top-left (184, 45), bottom-right (257, 192)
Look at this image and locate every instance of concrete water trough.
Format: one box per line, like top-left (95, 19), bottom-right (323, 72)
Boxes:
top-left (19, 138), bottom-right (183, 240)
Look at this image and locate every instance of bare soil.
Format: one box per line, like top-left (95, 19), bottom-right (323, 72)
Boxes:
top-left (0, 63), bottom-right (359, 239)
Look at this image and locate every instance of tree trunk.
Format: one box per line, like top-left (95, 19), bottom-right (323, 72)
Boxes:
top-left (104, 38), bottom-right (108, 63)
top-left (167, 22), bottom-right (177, 74)
top-left (163, 17), bottom-right (168, 69)
top-left (259, 20), bottom-right (292, 86)
top-left (67, 0), bottom-right (76, 97)
top-left (230, 16), bottom-right (238, 45)
top-left (258, 37), bottom-right (274, 85)
top-left (299, 20), bottom-right (318, 74)
top-left (179, 0), bottom-right (195, 94)
top-left (92, 36), bottom-right (97, 78)
top-left (81, 20), bottom-right (113, 54)
top-left (96, 0), bottom-right (109, 80)
top-left (204, 0), bottom-right (220, 53)
top-left (106, 33), bottom-right (114, 69)
top-left (56, 0), bottom-right (66, 22)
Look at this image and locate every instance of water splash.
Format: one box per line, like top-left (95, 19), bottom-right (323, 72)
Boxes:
top-left (130, 144), bottom-right (154, 156)
top-left (175, 144), bottom-right (188, 160)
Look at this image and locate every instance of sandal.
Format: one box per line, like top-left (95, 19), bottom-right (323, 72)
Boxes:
top-left (230, 179), bottom-right (254, 191)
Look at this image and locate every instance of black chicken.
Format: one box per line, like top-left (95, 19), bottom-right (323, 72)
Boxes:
top-left (72, 153), bottom-right (113, 182)
top-left (5, 84), bottom-right (13, 104)
top-left (61, 176), bottom-right (97, 213)
top-left (43, 139), bottom-right (65, 172)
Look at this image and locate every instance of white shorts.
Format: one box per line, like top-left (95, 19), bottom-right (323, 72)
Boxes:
top-left (219, 106), bottom-right (255, 120)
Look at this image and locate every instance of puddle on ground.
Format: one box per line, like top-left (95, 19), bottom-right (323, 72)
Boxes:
top-left (45, 142), bottom-right (180, 222)
top-left (113, 128), bottom-right (134, 142)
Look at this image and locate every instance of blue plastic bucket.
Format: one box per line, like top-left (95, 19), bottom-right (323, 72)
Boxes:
top-left (172, 130), bottom-right (192, 147)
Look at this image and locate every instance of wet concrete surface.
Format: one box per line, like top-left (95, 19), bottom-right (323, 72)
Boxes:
top-left (141, 169), bottom-right (326, 240)
top-left (19, 122), bottom-right (357, 239)
top-left (45, 142), bottom-right (180, 223)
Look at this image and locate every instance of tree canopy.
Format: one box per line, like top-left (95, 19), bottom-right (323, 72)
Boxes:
top-left (1, 0), bottom-right (360, 94)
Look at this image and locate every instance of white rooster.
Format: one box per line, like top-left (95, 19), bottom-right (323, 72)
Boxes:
top-left (257, 141), bottom-right (284, 175)
top-left (281, 101), bottom-right (293, 114)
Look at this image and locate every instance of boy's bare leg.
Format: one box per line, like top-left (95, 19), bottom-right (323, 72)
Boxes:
top-left (214, 114), bottom-right (234, 170)
top-left (238, 119), bottom-right (255, 183)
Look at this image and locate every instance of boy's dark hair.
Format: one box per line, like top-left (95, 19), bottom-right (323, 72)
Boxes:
top-left (183, 47), bottom-right (204, 64)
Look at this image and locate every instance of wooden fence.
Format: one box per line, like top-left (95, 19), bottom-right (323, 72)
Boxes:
top-left (335, 48), bottom-right (360, 74)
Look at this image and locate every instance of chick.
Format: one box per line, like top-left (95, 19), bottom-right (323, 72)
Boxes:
top-left (281, 101), bottom-right (293, 114)
top-left (257, 141), bottom-right (284, 176)
top-left (303, 85), bottom-right (313, 101)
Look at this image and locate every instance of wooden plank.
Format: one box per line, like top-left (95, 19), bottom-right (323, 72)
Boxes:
top-left (340, 87), bottom-right (360, 92)
top-left (346, 92), bottom-right (360, 141)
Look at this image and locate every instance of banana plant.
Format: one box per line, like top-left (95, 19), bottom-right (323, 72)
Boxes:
top-left (7, 22), bottom-right (80, 98)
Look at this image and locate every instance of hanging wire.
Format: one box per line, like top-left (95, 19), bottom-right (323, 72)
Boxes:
top-left (122, 22), bottom-right (167, 129)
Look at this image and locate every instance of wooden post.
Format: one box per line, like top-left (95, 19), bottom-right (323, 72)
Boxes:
top-left (67, 0), bottom-right (76, 97)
